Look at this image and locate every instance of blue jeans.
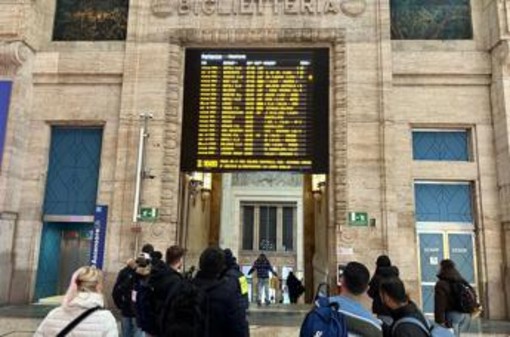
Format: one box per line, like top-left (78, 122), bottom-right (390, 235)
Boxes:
top-left (446, 311), bottom-right (471, 337)
top-left (121, 316), bottom-right (143, 337)
top-left (257, 278), bottom-right (270, 304)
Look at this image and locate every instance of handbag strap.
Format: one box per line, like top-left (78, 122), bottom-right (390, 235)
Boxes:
top-left (56, 306), bottom-right (101, 337)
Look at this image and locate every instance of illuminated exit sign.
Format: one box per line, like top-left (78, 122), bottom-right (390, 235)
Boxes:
top-left (348, 212), bottom-right (368, 227)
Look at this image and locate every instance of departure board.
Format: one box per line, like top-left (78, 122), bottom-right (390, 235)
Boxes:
top-left (181, 49), bottom-right (329, 173)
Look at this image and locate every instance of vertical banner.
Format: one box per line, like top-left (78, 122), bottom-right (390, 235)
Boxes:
top-left (0, 81), bottom-right (13, 166)
top-left (90, 205), bottom-right (108, 269)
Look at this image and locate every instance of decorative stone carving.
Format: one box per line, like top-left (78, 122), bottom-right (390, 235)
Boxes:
top-left (151, 0), bottom-right (173, 17)
top-left (0, 41), bottom-right (32, 76)
top-left (169, 28), bottom-right (343, 44)
top-left (340, 0), bottom-right (366, 17)
top-left (232, 172), bottom-right (302, 187)
top-left (494, 40), bottom-right (510, 76)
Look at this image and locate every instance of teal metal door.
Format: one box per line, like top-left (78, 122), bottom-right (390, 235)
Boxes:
top-left (35, 127), bottom-right (102, 300)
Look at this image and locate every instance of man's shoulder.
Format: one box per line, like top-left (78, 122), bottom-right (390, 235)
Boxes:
top-left (330, 295), bottom-right (382, 337)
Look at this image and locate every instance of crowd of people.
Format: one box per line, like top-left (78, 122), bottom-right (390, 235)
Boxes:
top-left (32, 246), bottom-right (479, 337)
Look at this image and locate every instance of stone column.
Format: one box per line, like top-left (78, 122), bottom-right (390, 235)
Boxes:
top-left (491, 40), bottom-right (510, 319)
top-left (0, 41), bottom-right (34, 303)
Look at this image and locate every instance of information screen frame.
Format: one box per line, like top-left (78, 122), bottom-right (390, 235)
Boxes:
top-left (180, 48), bottom-right (329, 173)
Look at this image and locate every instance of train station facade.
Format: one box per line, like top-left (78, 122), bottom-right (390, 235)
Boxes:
top-left (0, 0), bottom-right (509, 319)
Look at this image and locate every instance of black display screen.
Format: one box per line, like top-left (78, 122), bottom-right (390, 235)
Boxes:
top-left (180, 49), bottom-right (329, 173)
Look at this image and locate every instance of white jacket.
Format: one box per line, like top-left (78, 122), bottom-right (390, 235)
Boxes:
top-left (34, 292), bottom-right (118, 337)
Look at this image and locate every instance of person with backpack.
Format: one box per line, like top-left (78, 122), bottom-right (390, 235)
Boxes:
top-left (112, 258), bottom-right (143, 337)
top-left (223, 248), bottom-right (250, 312)
top-left (247, 253), bottom-right (278, 306)
top-left (329, 261), bottom-right (383, 337)
top-left (34, 266), bottom-right (118, 337)
top-left (162, 247), bottom-right (248, 337)
top-left (135, 246), bottom-right (185, 337)
top-left (300, 282), bottom-right (348, 337)
top-left (379, 277), bottom-right (430, 337)
top-left (367, 255), bottom-right (400, 318)
top-left (286, 271), bottom-right (305, 304)
top-left (149, 246), bottom-right (185, 334)
top-left (434, 259), bottom-right (478, 337)
top-left (134, 253), bottom-right (158, 336)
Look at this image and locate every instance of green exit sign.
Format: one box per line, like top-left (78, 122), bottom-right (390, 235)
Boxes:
top-left (139, 207), bottom-right (159, 221)
top-left (348, 212), bottom-right (368, 226)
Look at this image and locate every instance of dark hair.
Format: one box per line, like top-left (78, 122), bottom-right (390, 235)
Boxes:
top-left (199, 247), bottom-right (225, 278)
top-left (166, 245), bottom-right (185, 265)
top-left (343, 262), bottom-right (370, 295)
top-left (440, 259), bottom-right (456, 271)
top-left (151, 251), bottom-right (163, 261)
top-left (376, 255), bottom-right (391, 268)
top-left (380, 277), bottom-right (407, 303)
top-left (141, 243), bottom-right (154, 254)
top-left (223, 248), bottom-right (237, 267)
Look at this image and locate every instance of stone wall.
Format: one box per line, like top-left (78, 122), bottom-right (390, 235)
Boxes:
top-left (0, 0), bottom-right (508, 318)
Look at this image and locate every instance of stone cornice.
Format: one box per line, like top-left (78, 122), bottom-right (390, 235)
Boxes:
top-left (0, 41), bottom-right (32, 76)
top-left (169, 28), bottom-right (345, 44)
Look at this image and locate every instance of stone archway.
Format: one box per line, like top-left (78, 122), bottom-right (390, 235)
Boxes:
top-left (160, 28), bottom-right (348, 290)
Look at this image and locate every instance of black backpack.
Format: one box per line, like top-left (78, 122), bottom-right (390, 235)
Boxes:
top-left (159, 277), bottom-right (222, 337)
top-left (450, 280), bottom-right (479, 314)
top-left (111, 268), bottom-right (135, 314)
top-left (135, 280), bottom-right (159, 335)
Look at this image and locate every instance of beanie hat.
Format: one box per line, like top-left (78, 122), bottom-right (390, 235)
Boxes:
top-left (223, 248), bottom-right (237, 267)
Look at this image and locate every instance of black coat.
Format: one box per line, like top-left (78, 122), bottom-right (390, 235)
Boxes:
top-left (224, 264), bottom-right (250, 311)
top-left (434, 267), bottom-right (466, 324)
top-left (148, 262), bottom-right (183, 319)
top-left (286, 273), bottom-right (304, 303)
top-left (112, 265), bottom-right (137, 317)
top-left (384, 301), bottom-right (429, 337)
top-left (194, 271), bottom-right (249, 337)
top-left (368, 266), bottom-right (399, 316)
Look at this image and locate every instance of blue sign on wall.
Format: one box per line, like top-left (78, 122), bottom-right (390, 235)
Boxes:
top-left (0, 81), bottom-right (12, 166)
top-left (90, 205), bottom-right (108, 269)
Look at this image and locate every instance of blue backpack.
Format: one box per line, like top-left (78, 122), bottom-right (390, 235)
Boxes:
top-left (392, 317), bottom-right (455, 337)
top-left (299, 283), bottom-right (348, 337)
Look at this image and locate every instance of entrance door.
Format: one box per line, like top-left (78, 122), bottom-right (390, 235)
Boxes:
top-left (418, 233), bottom-right (445, 314)
top-left (415, 182), bottom-right (477, 314)
top-left (418, 231), bottom-right (476, 314)
top-left (58, 227), bottom-right (93, 294)
top-left (35, 127), bottom-right (102, 300)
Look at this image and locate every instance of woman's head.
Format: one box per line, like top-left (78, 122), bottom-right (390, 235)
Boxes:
top-left (62, 266), bottom-right (103, 306)
top-left (75, 266), bottom-right (103, 293)
top-left (379, 277), bottom-right (408, 309)
top-left (440, 259), bottom-right (456, 272)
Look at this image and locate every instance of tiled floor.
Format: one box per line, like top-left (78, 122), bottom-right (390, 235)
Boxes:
top-left (0, 304), bottom-right (508, 337)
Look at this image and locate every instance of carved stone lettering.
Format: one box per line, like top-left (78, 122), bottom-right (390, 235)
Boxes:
top-left (284, 0), bottom-right (299, 14)
top-left (151, 0), bottom-right (173, 17)
top-left (301, 0), bottom-right (317, 15)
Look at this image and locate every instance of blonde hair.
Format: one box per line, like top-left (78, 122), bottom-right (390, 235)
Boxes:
top-left (75, 266), bottom-right (103, 292)
top-left (62, 266), bottom-right (103, 306)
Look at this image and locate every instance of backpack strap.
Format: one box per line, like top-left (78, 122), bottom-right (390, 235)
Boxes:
top-left (56, 306), bottom-right (101, 337)
top-left (392, 317), bottom-right (431, 337)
